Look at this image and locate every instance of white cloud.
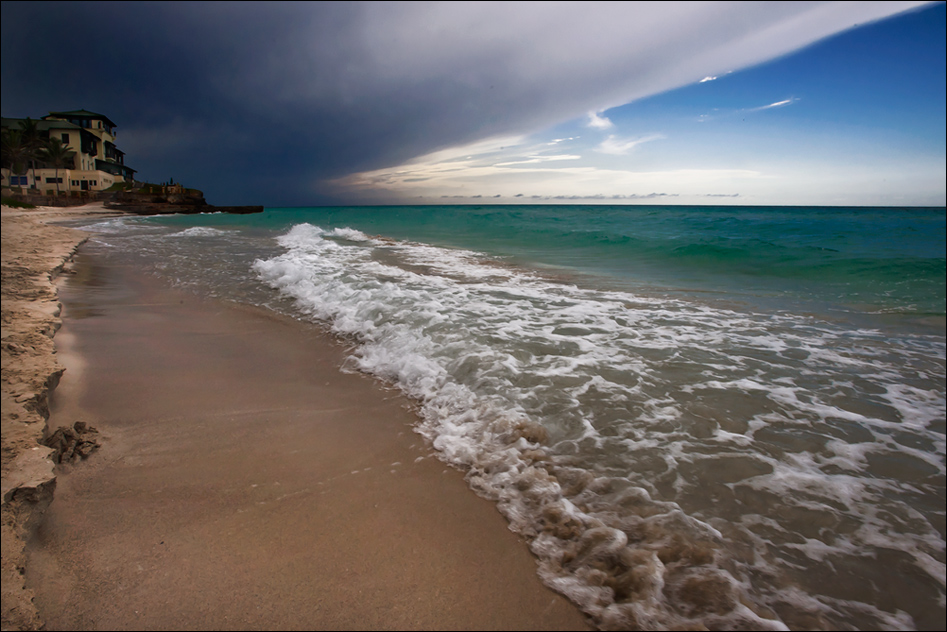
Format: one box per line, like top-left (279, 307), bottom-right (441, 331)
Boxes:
top-left (495, 155), bottom-right (582, 167)
top-left (401, 135), bottom-right (527, 166)
top-left (587, 112), bottom-right (614, 130)
top-left (699, 76), bottom-right (718, 83)
top-left (596, 134), bottom-right (665, 156)
top-left (332, 137), bottom-right (946, 206)
top-left (752, 98), bottom-right (798, 111)
top-left (319, 2), bottom-right (934, 204)
top-left (698, 97), bottom-right (799, 122)
top-left (343, 2), bottom-right (926, 130)
top-left (234, 2), bottom-right (931, 165)
top-left (332, 139), bottom-right (764, 202)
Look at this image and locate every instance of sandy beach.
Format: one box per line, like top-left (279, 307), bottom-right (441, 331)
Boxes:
top-left (1, 204), bottom-right (589, 630)
top-left (1, 202), bottom-right (119, 630)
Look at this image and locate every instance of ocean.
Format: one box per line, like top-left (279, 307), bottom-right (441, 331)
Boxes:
top-left (75, 204), bottom-right (945, 630)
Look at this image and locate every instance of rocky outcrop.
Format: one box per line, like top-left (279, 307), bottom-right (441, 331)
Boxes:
top-left (102, 185), bottom-right (262, 215)
top-left (44, 421), bottom-right (100, 464)
top-left (5, 185), bottom-right (264, 215)
top-left (104, 201), bottom-right (264, 215)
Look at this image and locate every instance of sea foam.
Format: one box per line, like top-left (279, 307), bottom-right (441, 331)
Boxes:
top-left (253, 223), bottom-right (945, 630)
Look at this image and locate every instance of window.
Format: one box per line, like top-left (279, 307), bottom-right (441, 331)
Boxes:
top-left (71, 180), bottom-right (79, 186)
top-left (61, 133), bottom-right (69, 144)
top-left (45, 177), bottom-right (63, 184)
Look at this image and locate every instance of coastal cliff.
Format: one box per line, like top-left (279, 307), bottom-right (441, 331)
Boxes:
top-left (1, 207), bottom-right (92, 630)
top-left (103, 184), bottom-right (263, 215)
top-left (3, 184), bottom-right (263, 216)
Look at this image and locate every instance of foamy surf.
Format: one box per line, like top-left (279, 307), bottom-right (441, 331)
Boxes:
top-left (252, 222), bottom-right (945, 630)
top-left (72, 204), bottom-right (945, 630)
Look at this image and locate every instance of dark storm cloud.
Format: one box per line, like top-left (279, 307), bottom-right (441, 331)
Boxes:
top-left (2, 2), bottom-right (375, 203)
top-left (1, 1), bottom-right (928, 205)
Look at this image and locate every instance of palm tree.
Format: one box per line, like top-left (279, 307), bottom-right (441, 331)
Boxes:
top-left (38, 137), bottom-right (75, 195)
top-left (1, 128), bottom-right (31, 188)
top-left (19, 118), bottom-right (43, 189)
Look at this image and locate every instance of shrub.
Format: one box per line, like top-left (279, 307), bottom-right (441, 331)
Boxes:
top-left (2, 196), bottom-right (36, 209)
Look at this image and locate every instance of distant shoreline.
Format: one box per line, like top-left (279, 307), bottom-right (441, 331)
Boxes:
top-left (3, 189), bottom-right (263, 216)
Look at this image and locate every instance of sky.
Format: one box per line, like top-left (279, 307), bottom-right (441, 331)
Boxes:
top-left (2, 1), bottom-right (944, 207)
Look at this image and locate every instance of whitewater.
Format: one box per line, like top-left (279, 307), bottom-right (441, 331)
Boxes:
top-left (76, 204), bottom-right (945, 630)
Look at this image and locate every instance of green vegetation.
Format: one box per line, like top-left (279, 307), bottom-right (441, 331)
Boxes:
top-left (1, 196), bottom-right (36, 209)
top-left (3, 119), bottom-right (75, 195)
top-left (139, 183), bottom-right (166, 194)
top-left (1, 128), bottom-right (31, 175)
top-left (104, 181), bottom-right (136, 192)
top-left (38, 137), bottom-right (74, 195)
top-left (19, 118), bottom-right (42, 185)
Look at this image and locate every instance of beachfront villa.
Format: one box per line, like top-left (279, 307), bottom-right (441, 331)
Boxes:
top-left (1, 109), bottom-right (137, 194)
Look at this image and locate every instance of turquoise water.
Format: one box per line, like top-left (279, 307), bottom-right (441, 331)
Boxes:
top-left (80, 205), bottom-right (945, 630)
top-left (157, 204), bottom-right (947, 320)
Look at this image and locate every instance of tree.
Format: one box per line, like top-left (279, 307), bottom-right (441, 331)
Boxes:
top-left (1, 128), bottom-right (31, 187)
top-left (38, 137), bottom-right (75, 195)
top-left (19, 118), bottom-right (43, 189)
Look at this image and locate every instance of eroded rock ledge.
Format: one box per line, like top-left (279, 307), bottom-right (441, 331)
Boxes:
top-left (1, 209), bottom-right (90, 631)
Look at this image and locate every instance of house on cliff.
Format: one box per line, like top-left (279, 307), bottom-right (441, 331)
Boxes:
top-left (1, 109), bottom-right (137, 194)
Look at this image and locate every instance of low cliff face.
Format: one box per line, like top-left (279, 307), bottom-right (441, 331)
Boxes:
top-left (109, 186), bottom-right (206, 204)
top-left (104, 188), bottom-right (262, 215)
top-left (102, 186), bottom-right (206, 214)
top-left (1, 211), bottom-right (88, 631)
top-left (104, 202), bottom-right (263, 215)
top-left (4, 187), bottom-right (263, 215)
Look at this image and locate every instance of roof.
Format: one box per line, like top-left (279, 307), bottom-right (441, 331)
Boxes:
top-left (45, 110), bottom-right (117, 128)
top-left (2, 117), bottom-right (83, 132)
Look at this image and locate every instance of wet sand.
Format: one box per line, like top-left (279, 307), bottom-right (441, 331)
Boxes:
top-left (2, 203), bottom-right (117, 630)
top-left (25, 240), bottom-right (590, 629)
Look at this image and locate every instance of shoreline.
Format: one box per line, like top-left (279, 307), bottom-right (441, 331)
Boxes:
top-left (1, 202), bottom-right (125, 630)
top-left (3, 206), bottom-right (590, 630)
